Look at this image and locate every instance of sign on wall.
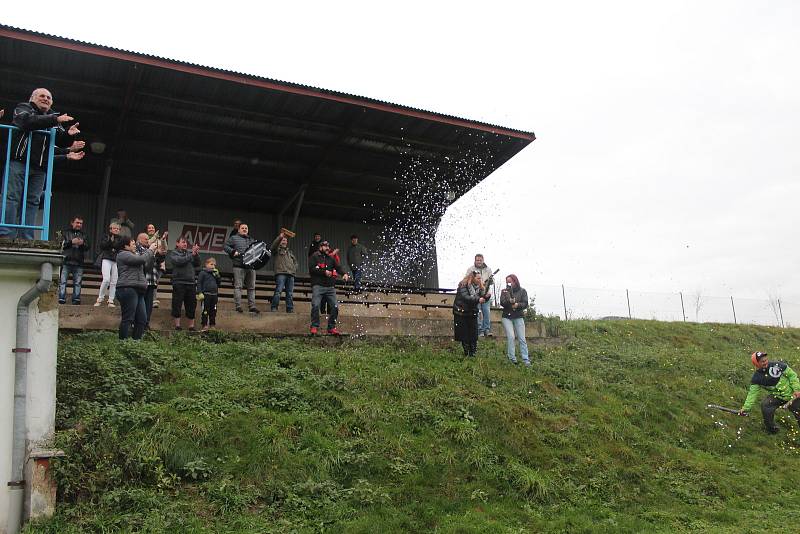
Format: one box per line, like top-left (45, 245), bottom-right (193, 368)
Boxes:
top-left (167, 220), bottom-right (234, 255)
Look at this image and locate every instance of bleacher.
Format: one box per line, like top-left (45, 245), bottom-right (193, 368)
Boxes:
top-left (58, 265), bottom-right (505, 336)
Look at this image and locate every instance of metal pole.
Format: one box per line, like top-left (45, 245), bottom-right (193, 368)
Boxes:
top-left (290, 187), bottom-right (306, 232)
top-left (679, 292), bottom-right (686, 322)
top-left (626, 289), bottom-right (632, 319)
top-left (1, 127), bottom-right (13, 225)
top-left (730, 296), bottom-right (737, 325)
top-left (40, 128), bottom-right (57, 240)
top-left (95, 158), bottom-right (112, 253)
top-left (778, 299), bottom-right (785, 328)
top-left (562, 284), bottom-right (568, 321)
top-left (19, 133), bottom-right (32, 228)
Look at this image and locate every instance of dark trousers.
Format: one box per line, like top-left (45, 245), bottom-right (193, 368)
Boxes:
top-left (58, 264), bottom-right (83, 303)
top-left (171, 283), bottom-right (197, 319)
top-left (454, 313), bottom-right (478, 356)
top-left (311, 285), bottom-right (338, 329)
top-left (761, 396), bottom-right (800, 431)
top-left (201, 294), bottom-right (218, 326)
top-left (117, 287), bottom-right (147, 340)
top-left (461, 340), bottom-right (478, 357)
top-left (351, 266), bottom-right (363, 292)
top-left (144, 285), bottom-right (156, 325)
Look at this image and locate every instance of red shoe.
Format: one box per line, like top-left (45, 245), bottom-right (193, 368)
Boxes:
top-left (327, 328), bottom-right (341, 336)
top-left (309, 326), bottom-right (318, 335)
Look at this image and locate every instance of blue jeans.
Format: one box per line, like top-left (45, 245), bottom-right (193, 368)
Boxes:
top-left (311, 285), bottom-right (338, 329)
top-left (0, 161), bottom-right (45, 239)
top-left (58, 264), bottom-right (83, 303)
top-left (351, 266), bottom-right (363, 292)
top-left (477, 300), bottom-right (491, 335)
top-left (271, 274), bottom-right (294, 311)
top-left (117, 287), bottom-right (147, 340)
top-left (501, 317), bottom-right (529, 363)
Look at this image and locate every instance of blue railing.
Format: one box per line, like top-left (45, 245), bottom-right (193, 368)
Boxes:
top-left (0, 124), bottom-right (57, 240)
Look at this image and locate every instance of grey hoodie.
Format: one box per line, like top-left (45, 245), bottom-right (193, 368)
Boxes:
top-left (116, 249), bottom-right (153, 292)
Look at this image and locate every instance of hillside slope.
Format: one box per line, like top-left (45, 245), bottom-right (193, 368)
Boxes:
top-left (26, 321), bottom-right (800, 533)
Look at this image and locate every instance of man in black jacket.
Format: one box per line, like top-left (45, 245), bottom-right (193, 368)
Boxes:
top-left (223, 222), bottom-right (259, 313)
top-left (58, 215), bottom-right (89, 304)
top-left (308, 232), bottom-right (322, 258)
top-left (168, 237), bottom-right (201, 330)
top-left (0, 88), bottom-right (84, 239)
top-left (309, 240), bottom-right (349, 335)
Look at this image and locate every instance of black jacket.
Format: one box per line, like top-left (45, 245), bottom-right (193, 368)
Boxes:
top-left (167, 249), bottom-right (201, 285)
top-left (197, 268), bottom-right (221, 295)
top-left (309, 250), bottom-right (346, 288)
top-left (308, 239), bottom-right (322, 258)
top-left (61, 227), bottom-right (89, 266)
top-left (224, 233), bottom-right (257, 269)
top-left (453, 283), bottom-right (482, 316)
top-left (99, 234), bottom-right (125, 262)
top-left (499, 286), bottom-right (529, 319)
top-left (11, 102), bottom-right (70, 170)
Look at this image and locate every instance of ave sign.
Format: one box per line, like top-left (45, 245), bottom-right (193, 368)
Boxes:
top-left (167, 221), bottom-right (234, 255)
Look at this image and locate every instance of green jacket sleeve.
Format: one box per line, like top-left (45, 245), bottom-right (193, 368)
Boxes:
top-left (741, 384), bottom-right (762, 412)
top-left (785, 366), bottom-right (800, 392)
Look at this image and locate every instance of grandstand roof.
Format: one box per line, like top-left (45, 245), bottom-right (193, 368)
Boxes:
top-left (0, 25), bottom-right (535, 222)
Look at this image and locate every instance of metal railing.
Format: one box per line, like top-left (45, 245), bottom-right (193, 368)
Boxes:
top-left (0, 124), bottom-right (57, 240)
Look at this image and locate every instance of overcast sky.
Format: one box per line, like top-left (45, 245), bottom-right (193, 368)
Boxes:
top-left (5, 1), bottom-right (799, 312)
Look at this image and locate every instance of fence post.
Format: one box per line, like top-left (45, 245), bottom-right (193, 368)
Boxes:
top-left (778, 299), bottom-right (785, 328)
top-left (562, 284), bottom-right (568, 321)
top-left (730, 296), bottom-right (737, 325)
top-left (679, 292), bottom-right (686, 322)
top-left (626, 289), bottom-right (631, 319)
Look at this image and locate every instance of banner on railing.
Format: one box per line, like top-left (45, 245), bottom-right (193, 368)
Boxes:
top-left (167, 220), bottom-right (234, 255)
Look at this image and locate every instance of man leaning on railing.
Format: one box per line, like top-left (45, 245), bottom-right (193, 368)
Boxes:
top-left (0, 88), bottom-right (85, 240)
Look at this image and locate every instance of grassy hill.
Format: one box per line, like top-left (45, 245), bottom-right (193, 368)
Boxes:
top-left (25, 321), bottom-right (800, 533)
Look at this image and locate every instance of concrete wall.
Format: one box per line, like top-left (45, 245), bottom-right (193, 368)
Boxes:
top-left (0, 257), bottom-right (59, 533)
top-left (49, 190), bottom-right (439, 287)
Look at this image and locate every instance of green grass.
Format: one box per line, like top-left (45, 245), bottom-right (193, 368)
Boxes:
top-left (24, 321), bottom-right (800, 533)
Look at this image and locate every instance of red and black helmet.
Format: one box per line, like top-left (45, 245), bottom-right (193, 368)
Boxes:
top-left (751, 351), bottom-right (768, 366)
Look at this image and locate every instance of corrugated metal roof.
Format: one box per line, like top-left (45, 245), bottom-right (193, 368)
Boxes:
top-left (0, 24), bottom-right (534, 226)
top-left (0, 24), bottom-right (535, 141)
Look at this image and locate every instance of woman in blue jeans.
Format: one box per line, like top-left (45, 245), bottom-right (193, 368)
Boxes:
top-left (499, 274), bottom-right (530, 366)
top-left (115, 238), bottom-right (157, 340)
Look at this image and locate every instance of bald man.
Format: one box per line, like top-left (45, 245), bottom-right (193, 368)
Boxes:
top-left (0, 88), bottom-right (84, 239)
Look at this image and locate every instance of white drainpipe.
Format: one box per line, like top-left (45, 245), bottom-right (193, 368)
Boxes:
top-left (7, 262), bottom-right (53, 534)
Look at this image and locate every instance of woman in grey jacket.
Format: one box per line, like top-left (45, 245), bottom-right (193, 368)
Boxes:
top-left (499, 274), bottom-right (530, 366)
top-left (116, 238), bottom-right (157, 340)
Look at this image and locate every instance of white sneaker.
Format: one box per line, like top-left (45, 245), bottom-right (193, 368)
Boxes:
top-left (108, 302), bottom-right (116, 308)
top-left (94, 300), bottom-right (103, 307)
top-left (153, 300), bottom-right (160, 308)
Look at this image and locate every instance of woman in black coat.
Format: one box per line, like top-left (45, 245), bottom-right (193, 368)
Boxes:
top-left (453, 270), bottom-right (486, 357)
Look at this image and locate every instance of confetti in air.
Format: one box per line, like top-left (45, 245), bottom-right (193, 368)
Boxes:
top-left (364, 134), bottom-right (497, 288)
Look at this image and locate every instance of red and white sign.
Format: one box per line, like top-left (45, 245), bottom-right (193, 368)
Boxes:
top-left (167, 220), bottom-right (234, 255)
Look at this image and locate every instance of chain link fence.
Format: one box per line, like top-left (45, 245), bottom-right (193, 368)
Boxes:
top-left (526, 284), bottom-right (797, 327)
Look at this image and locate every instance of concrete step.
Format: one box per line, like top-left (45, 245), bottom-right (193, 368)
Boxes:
top-left (58, 304), bottom-right (515, 337)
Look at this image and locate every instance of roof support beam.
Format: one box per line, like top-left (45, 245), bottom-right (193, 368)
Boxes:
top-left (290, 186), bottom-right (306, 232)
